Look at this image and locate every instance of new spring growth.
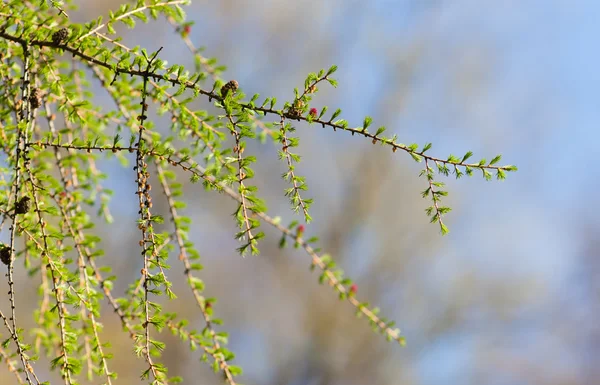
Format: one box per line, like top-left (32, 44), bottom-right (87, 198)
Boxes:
top-left (181, 24), bottom-right (191, 37)
top-left (295, 224), bottom-right (305, 248)
top-left (204, 300), bottom-right (213, 315)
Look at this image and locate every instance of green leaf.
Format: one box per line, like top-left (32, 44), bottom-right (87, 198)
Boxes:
top-left (229, 366), bottom-right (243, 376)
top-left (440, 223), bottom-right (449, 235)
top-left (330, 108), bottom-right (341, 121)
top-left (489, 154), bottom-right (502, 165)
top-left (319, 106), bottom-right (328, 118)
top-left (461, 151), bottom-right (473, 162)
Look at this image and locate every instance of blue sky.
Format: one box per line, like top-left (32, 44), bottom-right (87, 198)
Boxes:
top-left (189, 2), bottom-right (600, 383)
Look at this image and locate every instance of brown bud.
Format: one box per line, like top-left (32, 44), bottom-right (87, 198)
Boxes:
top-left (28, 88), bottom-right (42, 109)
top-left (221, 80), bottom-right (239, 98)
top-left (0, 245), bottom-right (11, 266)
top-left (52, 28), bottom-right (69, 44)
top-left (14, 196), bottom-right (31, 215)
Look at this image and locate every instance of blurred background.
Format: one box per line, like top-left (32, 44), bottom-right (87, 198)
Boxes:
top-left (4, 0), bottom-right (600, 384)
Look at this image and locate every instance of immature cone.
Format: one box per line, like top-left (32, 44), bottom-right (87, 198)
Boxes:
top-left (221, 80), bottom-right (239, 98)
top-left (0, 245), bottom-right (10, 266)
top-left (287, 100), bottom-right (304, 118)
top-left (52, 27), bottom-right (69, 44)
top-left (14, 196), bottom-right (31, 215)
